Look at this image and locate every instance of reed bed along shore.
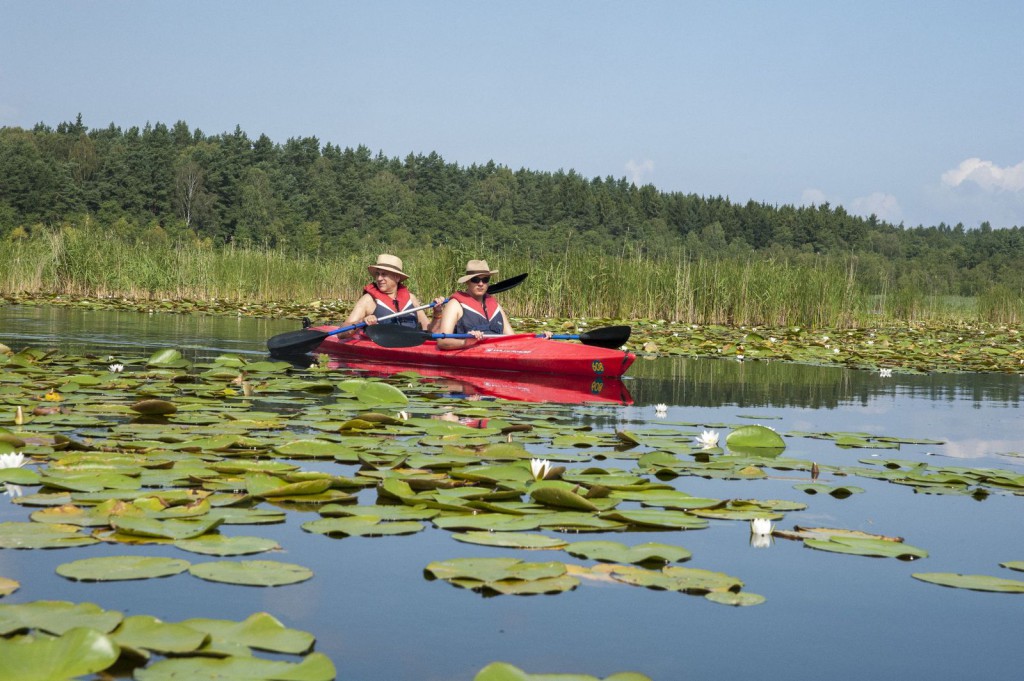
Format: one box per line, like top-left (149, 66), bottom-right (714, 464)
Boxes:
top-left (2, 228), bottom-right (1022, 327)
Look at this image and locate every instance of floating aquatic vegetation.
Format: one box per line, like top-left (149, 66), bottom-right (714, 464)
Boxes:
top-left (911, 572), bottom-right (1024, 593)
top-left (474, 661), bottom-right (651, 680)
top-left (0, 577), bottom-right (19, 597)
top-left (1, 345), bottom-right (1020, 676)
top-left (564, 540), bottom-right (692, 565)
top-left (424, 557), bottom-right (579, 596)
top-left (188, 560), bottom-right (314, 587)
top-left (56, 555), bottom-right (192, 581)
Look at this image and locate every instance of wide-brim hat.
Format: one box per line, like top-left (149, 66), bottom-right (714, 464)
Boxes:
top-left (458, 259), bottom-right (499, 284)
top-left (368, 254), bottom-right (409, 280)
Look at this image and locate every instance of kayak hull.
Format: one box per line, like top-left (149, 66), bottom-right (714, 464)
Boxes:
top-left (333, 358), bottom-right (633, 404)
top-left (311, 327), bottom-right (635, 378)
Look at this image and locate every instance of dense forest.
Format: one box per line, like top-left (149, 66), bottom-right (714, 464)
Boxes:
top-left (2, 115), bottom-right (1023, 298)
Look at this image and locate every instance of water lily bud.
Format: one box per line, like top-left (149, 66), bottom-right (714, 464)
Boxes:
top-left (15, 406), bottom-right (23, 425)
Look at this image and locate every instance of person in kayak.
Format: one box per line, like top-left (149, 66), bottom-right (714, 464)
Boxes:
top-left (434, 259), bottom-right (550, 349)
top-left (338, 254), bottom-right (443, 338)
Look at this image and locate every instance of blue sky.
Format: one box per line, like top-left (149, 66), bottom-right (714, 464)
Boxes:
top-left (2, 1), bottom-right (1022, 228)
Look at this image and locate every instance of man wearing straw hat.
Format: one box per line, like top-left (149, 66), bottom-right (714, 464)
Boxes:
top-left (337, 254), bottom-right (444, 338)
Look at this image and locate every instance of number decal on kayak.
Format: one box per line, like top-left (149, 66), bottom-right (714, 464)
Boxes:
top-left (591, 360), bottom-right (605, 374)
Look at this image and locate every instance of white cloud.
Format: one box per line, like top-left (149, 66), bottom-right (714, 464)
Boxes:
top-left (849, 192), bottom-right (902, 222)
top-left (800, 188), bottom-right (828, 206)
top-left (941, 158), bottom-right (1024, 193)
top-left (625, 159), bottom-right (654, 186)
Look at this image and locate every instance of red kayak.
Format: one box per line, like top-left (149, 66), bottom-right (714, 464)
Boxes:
top-left (312, 326), bottom-right (636, 378)
top-left (332, 357), bottom-right (634, 405)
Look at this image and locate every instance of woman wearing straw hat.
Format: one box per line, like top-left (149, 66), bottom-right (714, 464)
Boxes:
top-left (435, 259), bottom-right (550, 349)
top-left (338, 254), bottom-right (443, 338)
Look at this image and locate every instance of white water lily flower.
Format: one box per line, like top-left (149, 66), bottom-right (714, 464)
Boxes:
top-left (879, 368), bottom-right (892, 378)
top-left (0, 452), bottom-right (26, 469)
top-left (695, 430), bottom-right (720, 449)
top-left (530, 458), bottom-right (552, 481)
top-left (108, 363), bottom-right (124, 373)
top-left (654, 403), bottom-right (668, 414)
top-left (397, 410), bottom-right (410, 421)
top-left (750, 517), bottom-right (774, 535)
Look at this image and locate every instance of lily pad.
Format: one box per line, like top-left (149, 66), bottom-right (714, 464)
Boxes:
top-left (725, 425), bottom-right (785, 451)
top-left (172, 535), bottom-right (281, 556)
top-left (474, 662), bottom-right (652, 681)
top-left (0, 521), bottom-right (99, 549)
top-left (110, 614), bottom-right (209, 655)
top-left (110, 515), bottom-right (223, 540)
top-left (0, 576), bottom-right (19, 597)
top-left (131, 399), bottom-right (178, 416)
top-left (0, 627), bottom-right (120, 678)
top-left (608, 565), bottom-right (744, 594)
top-left (704, 591), bottom-right (766, 606)
top-left (180, 612), bottom-right (315, 654)
top-left (301, 516), bottom-right (425, 537)
top-left (56, 555), bottom-right (191, 581)
top-left (529, 481), bottom-right (600, 512)
top-left (912, 572), bottom-right (1024, 593)
top-left (453, 532), bottom-right (569, 550)
top-left (134, 652), bottom-right (336, 681)
top-left (565, 540), bottom-right (692, 564)
top-left (337, 379), bottom-right (409, 406)
top-left (425, 557), bottom-right (578, 595)
top-left (804, 536), bottom-right (928, 560)
top-left (0, 600), bottom-right (123, 635)
top-left (188, 560), bottom-right (314, 587)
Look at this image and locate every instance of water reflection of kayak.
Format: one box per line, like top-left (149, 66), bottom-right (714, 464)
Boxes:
top-left (312, 327), bottom-right (636, 378)
top-left (331, 357), bottom-right (634, 405)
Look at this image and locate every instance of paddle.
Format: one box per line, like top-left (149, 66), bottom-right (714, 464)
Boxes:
top-left (366, 324), bottom-right (632, 350)
top-left (266, 273), bottom-right (529, 355)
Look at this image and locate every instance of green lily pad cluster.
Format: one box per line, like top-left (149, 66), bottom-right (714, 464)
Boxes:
top-left (0, 602), bottom-right (334, 680)
top-left (2, 344), bottom-right (1024, 678)
top-left (621, 321), bottom-right (1024, 374)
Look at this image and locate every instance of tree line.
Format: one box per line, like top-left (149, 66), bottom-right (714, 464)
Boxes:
top-left (1, 115), bottom-right (1022, 297)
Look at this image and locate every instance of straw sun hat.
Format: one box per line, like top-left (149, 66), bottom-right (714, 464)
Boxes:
top-left (458, 259), bottom-right (499, 284)
top-left (368, 254), bottom-right (409, 280)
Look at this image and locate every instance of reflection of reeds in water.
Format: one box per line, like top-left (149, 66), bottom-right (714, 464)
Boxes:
top-left (628, 356), bottom-right (1024, 409)
top-left (2, 227), bottom-right (1019, 325)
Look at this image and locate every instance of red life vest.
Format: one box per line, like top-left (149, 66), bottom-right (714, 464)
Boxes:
top-left (363, 284), bottom-right (417, 327)
top-left (451, 291), bottom-right (504, 334)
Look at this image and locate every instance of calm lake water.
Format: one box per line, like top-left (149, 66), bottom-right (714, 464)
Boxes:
top-left (1, 304), bottom-right (1022, 680)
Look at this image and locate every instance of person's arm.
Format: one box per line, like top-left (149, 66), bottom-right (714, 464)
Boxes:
top-left (339, 294), bottom-right (375, 338)
top-left (417, 296), bottom-right (447, 331)
top-left (499, 309), bottom-right (513, 335)
top-left (436, 302), bottom-right (482, 349)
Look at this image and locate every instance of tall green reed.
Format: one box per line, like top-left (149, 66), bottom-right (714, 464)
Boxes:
top-left (1, 225), bottom-right (1012, 328)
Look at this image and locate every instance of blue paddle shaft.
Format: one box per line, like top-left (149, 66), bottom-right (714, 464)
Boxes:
top-left (324, 298), bottom-right (447, 338)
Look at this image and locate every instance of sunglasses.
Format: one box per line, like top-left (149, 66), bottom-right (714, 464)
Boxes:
top-left (469, 276), bottom-right (490, 284)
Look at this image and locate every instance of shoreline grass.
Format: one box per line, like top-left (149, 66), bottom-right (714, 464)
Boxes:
top-left (3, 226), bottom-right (1023, 327)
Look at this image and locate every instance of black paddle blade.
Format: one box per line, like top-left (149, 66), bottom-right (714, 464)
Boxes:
top-left (579, 325), bottom-right (632, 349)
top-left (267, 328), bottom-right (329, 354)
top-left (488, 272), bottom-right (528, 294)
top-left (364, 324), bottom-right (432, 348)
